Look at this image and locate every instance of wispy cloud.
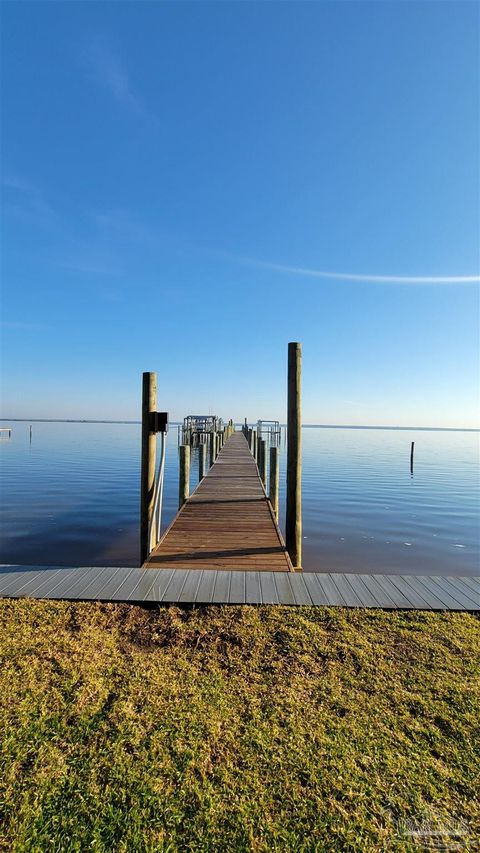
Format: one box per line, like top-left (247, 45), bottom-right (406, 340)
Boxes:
top-left (57, 257), bottom-right (122, 277)
top-left (1, 172), bottom-right (57, 227)
top-left (82, 36), bottom-right (155, 121)
top-left (93, 207), bottom-right (159, 245)
top-left (1, 321), bottom-right (50, 331)
top-left (241, 257), bottom-right (480, 285)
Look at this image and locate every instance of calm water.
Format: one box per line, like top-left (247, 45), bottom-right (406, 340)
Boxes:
top-left (1, 423), bottom-right (478, 575)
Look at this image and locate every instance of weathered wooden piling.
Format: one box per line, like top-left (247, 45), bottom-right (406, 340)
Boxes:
top-left (253, 429), bottom-right (258, 461)
top-left (269, 445), bottom-right (279, 520)
top-left (286, 341), bottom-right (302, 569)
top-left (179, 444), bottom-right (190, 508)
top-left (209, 431), bottom-right (216, 466)
top-left (258, 438), bottom-right (266, 487)
top-left (199, 442), bottom-right (207, 480)
top-left (140, 371), bottom-right (157, 564)
top-left (410, 441), bottom-right (415, 474)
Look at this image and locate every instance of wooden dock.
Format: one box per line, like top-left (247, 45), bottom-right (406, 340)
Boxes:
top-left (0, 565), bottom-right (477, 609)
top-left (144, 432), bottom-right (293, 572)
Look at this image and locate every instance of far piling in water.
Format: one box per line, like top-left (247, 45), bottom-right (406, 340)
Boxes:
top-left (410, 441), bottom-right (415, 474)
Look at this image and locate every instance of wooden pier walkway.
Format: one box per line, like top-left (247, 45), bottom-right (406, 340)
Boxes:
top-left (144, 432), bottom-right (293, 572)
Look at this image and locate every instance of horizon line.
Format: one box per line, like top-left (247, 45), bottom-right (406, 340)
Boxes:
top-left (1, 418), bottom-right (478, 432)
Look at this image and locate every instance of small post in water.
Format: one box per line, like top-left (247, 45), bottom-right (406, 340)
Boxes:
top-left (140, 371), bottom-right (157, 565)
top-left (179, 444), bottom-right (190, 508)
top-left (410, 441), bottom-right (415, 474)
top-left (269, 445), bottom-right (279, 520)
top-left (286, 341), bottom-right (302, 569)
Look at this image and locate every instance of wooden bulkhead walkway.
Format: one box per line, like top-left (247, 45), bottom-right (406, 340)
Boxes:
top-left (0, 565), bottom-right (478, 609)
top-left (144, 432), bottom-right (293, 572)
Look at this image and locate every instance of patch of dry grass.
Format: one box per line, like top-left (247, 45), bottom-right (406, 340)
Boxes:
top-left (0, 600), bottom-right (478, 851)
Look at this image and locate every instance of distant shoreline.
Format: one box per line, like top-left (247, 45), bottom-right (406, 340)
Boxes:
top-left (0, 418), bottom-right (478, 432)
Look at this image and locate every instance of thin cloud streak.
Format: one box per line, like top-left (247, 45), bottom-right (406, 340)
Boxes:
top-left (243, 258), bottom-right (480, 285)
top-left (1, 321), bottom-right (50, 331)
top-left (2, 172), bottom-right (57, 227)
top-left (81, 36), bottom-right (156, 122)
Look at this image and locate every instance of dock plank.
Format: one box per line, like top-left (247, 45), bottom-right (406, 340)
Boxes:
top-left (178, 571), bottom-right (202, 604)
top-left (273, 572), bottom-right (296, 606)
top-left (212, 571), bottom-right (231, 603)
top-left (229, 571), bottom-right (246, 604)
top-left (259, 572), bottom-right (279, 604)
top-left (195, 570), bottom-right (216, 603)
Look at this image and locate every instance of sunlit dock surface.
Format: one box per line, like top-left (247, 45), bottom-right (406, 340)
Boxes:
top-left (0, 565), bottom-right (477, 609)
top-left (145, 432), bottom-right (293, 572)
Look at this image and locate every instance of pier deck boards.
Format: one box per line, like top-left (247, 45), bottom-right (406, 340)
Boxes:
top-left (145, 432), bottom-right (293, 571)
top-left (0, 566), bottom-right (478, 610)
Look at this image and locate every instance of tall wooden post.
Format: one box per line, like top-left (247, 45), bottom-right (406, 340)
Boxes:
top-left (286, 341), bottom-right (302, 568)
top-left (269, 445), bottom-right (279, 520)
top-left (253, 429), bottom-right (258, 461)
top-left (199, 442), bottom-right (207, 480)
top-left (140, 371), bottom-right (157, 565)
top-left (179, 444), bottom-right (190, 508)
top-left (248, 428), bottom-right (253, 451)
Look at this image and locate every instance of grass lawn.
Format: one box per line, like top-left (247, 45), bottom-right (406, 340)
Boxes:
top-left (0, 599), bottom-right (478, 852)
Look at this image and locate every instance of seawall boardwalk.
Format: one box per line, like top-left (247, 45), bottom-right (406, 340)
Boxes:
top-left (145, 432), bottom-right (293, 571)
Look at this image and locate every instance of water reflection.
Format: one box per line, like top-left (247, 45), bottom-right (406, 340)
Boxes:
top-left (0, 422), bottom-right (478, 575)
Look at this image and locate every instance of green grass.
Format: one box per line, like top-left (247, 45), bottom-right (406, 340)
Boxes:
top-left (0, 600), bottom-right (478, 852)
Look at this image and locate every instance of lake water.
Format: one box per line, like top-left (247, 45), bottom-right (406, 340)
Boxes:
top-left (0, 423), bottom-right (478, 575)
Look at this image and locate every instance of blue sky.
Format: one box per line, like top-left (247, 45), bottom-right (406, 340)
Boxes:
top-left (1, 1), bottom-right (478, 427)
